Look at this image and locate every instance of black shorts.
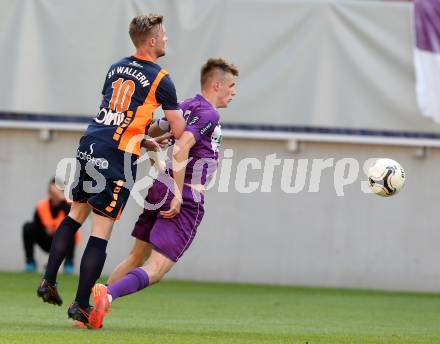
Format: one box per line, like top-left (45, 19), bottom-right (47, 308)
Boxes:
top-left (70, 135), bottom-right (137, 220)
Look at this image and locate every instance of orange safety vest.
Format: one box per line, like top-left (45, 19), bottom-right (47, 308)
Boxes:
top-left (36, 199), bottom-right (81, 245)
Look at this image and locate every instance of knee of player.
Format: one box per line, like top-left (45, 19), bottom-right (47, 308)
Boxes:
top-left (144, 262), bottom-right (167, 283)
top-left (150, 270), bottom-right (167, 284)
top-left (146, 260), bottom-right (161, 275)
top-left (68, 203), bottom-right (91, 223)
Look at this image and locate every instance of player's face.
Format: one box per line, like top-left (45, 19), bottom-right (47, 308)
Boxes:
top-left (216, 73), bottom-right (237, 108)
top-left (154, 24), bottom-right (167, 58)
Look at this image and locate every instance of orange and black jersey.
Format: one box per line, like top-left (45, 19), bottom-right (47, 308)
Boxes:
top-left (85, 54), bottom-right (179, 156)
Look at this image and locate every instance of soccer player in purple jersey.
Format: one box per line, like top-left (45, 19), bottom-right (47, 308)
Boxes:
top-left (36, 13), bottom-right (186, 326)
top-left (88, 58), bottom-right (239, 329)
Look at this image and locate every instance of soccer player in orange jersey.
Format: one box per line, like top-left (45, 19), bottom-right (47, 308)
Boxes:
top-left (37, 14), bottom-right (186, 326)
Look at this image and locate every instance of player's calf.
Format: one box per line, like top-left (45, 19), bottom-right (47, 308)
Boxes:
top-left (142, 250), bottom-right (174, 284)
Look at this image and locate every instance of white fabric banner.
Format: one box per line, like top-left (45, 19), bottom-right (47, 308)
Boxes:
top-left (414, 0), bottom-right (440, 123)
top-left (1, 0), bottom-right (439, 133)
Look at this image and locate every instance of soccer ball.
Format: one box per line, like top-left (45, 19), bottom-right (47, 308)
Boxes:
top-left (368, 158), bottom-right (405, 197)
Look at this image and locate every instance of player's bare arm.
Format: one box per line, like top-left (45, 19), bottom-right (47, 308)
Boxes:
top-left (159, 131), bottom-right (196, 219)
top-left (147, 118), bottom-right (170, 138)
top-left (163, 109), bottom-right (186, 138)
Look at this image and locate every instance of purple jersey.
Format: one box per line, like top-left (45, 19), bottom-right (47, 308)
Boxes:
top-left (132, 95), bottom-right (221, 260)
top-left (165, 95), bottom-right (221, 186)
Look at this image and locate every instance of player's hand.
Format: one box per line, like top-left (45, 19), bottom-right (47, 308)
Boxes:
top-left (142, 134), bottom-right (172, 151)
top-left (141, 138), bottom-right (161, 151)
top-left (155, 132), bottom-right (173, 145)
top-left (159, 196), bottom-right (182, 219)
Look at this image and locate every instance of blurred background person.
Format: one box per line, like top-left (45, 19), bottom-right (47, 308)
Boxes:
top-left (22, 177), bottom-right (79, 274)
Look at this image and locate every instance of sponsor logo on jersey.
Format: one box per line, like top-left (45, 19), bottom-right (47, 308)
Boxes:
top-left (188, 116), bottom-right (200, 125)
top-left (200, 122), bottom-right (213, 135)
top-left (77, 143), bottom-right (109, 169)
top-left (129, 60), bottom-right (143, 69)
top-left (183, 110), bottom-right (192, 118)
top-left (95, 108), bottom-right (125, 126)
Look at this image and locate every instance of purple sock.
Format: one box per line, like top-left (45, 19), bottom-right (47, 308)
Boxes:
top-left (107, 268), bottom-right (149, 301)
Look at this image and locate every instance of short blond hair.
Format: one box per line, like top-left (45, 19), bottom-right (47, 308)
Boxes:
top-left (129, 14), bottom-right (163, 48)
top-left (201, 58), bottom-right (239, 88)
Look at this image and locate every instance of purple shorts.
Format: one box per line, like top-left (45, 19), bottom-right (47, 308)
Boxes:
top-left (131, 180), bottom-right (205, 262)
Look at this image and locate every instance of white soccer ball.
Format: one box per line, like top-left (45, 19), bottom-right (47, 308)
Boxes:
top-left (368, 158), bottom-right (406, 197)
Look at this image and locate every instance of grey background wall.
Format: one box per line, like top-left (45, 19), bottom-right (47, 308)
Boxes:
top-left (1, 0), bottom-right (440, 292)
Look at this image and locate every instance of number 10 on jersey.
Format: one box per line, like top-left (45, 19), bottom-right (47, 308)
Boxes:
top-left (109, 78), bottom-right (135, 113)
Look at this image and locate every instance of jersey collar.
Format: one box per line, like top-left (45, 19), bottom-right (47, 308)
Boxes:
top-left (132, 53), bottom-right (155, 63)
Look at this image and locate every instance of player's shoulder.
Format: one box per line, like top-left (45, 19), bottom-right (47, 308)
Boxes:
top-left (179, 96), bottom-right (198, 111)
top-left (110, 56), bottom-right (132, 67)
top-left (181, 95), bottom-right (218, 114)
top-left (181, 95), bottom-right (220, 125)
top-left (157, 72), bottom-right (174, 89)
top-left (198, 95), bottom-right (220, 121)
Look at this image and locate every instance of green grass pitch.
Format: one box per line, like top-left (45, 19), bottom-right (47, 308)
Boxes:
top-left (0, 272), bottom-right (439, 343)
